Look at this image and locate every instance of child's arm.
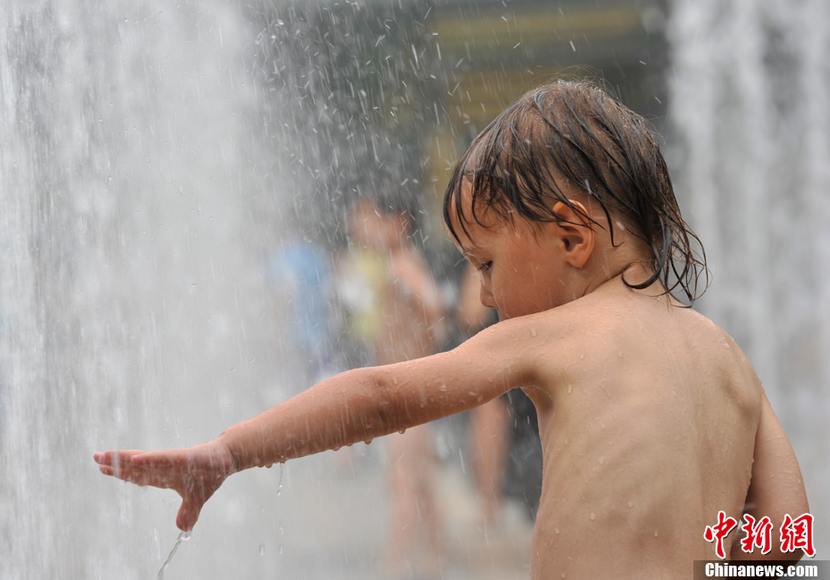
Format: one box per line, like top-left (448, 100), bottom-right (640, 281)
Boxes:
top-left (95, 315), bottom-right (542, 530)
top-left (729, 391), bottom-right (809, 561)
top-left (221, 315), bottom-right (536, 468)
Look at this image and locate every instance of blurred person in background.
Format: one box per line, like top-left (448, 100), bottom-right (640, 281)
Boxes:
top-left (331, 198), bottom-right (390, 475)
top-left (375, 198), bottom-right (448, 579)
top-left (337, 196), bottom-right (447, 577)
top-left (336, 198), bottom-right (389, 370)
top-left (267, 223), bottom-right (340, 391)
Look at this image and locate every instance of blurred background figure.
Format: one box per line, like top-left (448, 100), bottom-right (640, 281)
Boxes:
top-left (331, 198), bottom-right (390, 477)
top-left (267, 223), bottom-right (340, 390)
top-left (336, 198), bottom-right (390, 370)
top-left (369, 198), bottom-right (448, 579)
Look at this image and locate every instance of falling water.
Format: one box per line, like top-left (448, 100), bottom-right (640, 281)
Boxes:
top-left (0, 2), bottom-right (286, 578)
top-left (669, 0), bottom-right (830, 556)
top-left (156, 531), bottom-right (191, 580)
top-left (0, 2), bottom-right (409, 578)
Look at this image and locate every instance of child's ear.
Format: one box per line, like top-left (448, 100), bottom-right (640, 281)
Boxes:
top-left (551, 200), bottom-right (595, 268)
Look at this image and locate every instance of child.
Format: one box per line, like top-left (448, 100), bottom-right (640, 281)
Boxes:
top-left (95, 80), bottom-right (809, 578)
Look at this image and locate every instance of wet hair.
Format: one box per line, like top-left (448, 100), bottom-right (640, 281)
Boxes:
top-left (443, 79), bottom-right (708, 305)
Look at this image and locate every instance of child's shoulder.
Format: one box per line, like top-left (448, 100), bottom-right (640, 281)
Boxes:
top-left (505, 291), bottom-right (760, 385)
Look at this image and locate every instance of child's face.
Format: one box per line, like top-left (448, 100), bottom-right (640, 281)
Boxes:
top-left (451, 189), bottom-right (583, 319)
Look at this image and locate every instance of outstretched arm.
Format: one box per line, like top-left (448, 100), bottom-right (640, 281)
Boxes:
top-left (730, 391), bottom-right (809, 561)
top-left (95, 315), bottom-right (540, 530)
top-left (219, 316), bottom-right (535, 468)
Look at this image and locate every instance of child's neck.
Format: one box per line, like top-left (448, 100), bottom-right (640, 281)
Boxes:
top-left (582, 260), bottom-right (665, 300)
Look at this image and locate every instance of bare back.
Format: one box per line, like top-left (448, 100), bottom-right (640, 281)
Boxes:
top-left (525, 280), bottom-right (761, 578)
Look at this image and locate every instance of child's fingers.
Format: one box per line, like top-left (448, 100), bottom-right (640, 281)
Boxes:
top-left (93, 449), bottom-right (143, 466)
top-left (129, 450), bottom-right (185, 469)
top-left (98, 464), bottom-right (144, 483)
top-left (98, 464), bottom-right (146, 483)
top-left (93, 450), bottom-right (117, 465)
top-left (175, 496), bottom-right (204, 531)
top-left (98, 460), bottom-right (178, 488)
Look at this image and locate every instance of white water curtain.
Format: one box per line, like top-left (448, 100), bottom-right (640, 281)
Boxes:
top-left (670, 0), bottom-right (830, 556)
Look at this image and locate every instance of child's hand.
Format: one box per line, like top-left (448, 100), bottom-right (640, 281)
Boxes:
top-left (93, 440), bottom-right (236, 531)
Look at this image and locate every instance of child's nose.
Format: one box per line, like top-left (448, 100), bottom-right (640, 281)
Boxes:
top-left (479, 285), bottom-right (496, 309)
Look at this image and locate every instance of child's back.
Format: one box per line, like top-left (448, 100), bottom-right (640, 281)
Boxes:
top-left (523, 269), bottom-right (759, 576)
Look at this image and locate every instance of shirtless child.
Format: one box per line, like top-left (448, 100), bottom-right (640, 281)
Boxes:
top-left (95, 80), bottom-right (809, 578)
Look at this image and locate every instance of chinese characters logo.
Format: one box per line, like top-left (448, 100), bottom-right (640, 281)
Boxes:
top-left (703, 511), bottom-right (815, 559)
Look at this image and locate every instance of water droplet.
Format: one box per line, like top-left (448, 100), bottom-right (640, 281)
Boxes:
top-left (530, 328), bottom-right (537, 337)
top-left (653, 529), bottom-right (659, 537)
top-left (589, 512), bottom-right (596, 521)
top-left (554, 527), bottom-right (560, 535)
top-left (627, 501), bottom-right (634, 509)
top-left (276, 463), bottom-right (285, 495)
top-left (258, 544), bottom-right (265, 556)
top-left (567, 384), bottom-right (573, 394)
top-left (598, 456), bottom-right (604, 465)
